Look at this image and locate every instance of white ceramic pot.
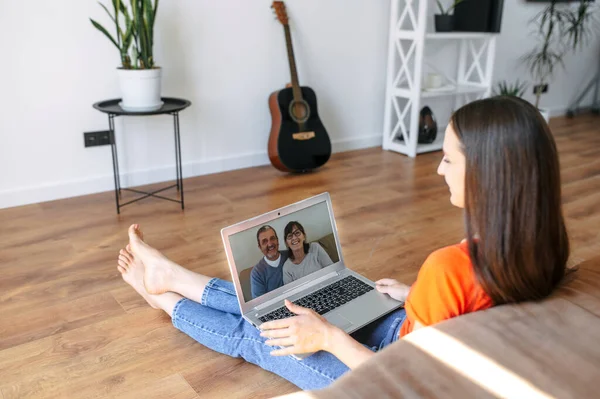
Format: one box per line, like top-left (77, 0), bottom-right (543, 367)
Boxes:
top-left (117, 67), bottom-right (163, 112)
top-left (538, 108), bottom-right (551, 124)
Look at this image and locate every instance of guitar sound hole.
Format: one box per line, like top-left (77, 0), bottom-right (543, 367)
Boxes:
top-left (289, 100), bottom-right (310, 124)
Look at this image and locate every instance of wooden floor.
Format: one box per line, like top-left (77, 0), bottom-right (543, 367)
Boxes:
top-left (1, 114), bottom-right (599, 399)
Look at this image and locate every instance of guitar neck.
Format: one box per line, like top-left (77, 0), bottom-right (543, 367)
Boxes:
top-left (283, 24), bottom-right (303, 102)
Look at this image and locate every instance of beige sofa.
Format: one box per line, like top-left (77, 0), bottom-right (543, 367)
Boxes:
top-left (277, 256), bottom-right (600, 398)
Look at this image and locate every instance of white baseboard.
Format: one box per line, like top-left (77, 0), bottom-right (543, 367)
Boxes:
top-left (332, 133), bottom-right (382, 153)
top-left (0, 133), bottom-right (383, 210)
top-left (548, 107), bottom-right (568, 118)
top-left (547, 100), bottom-right (596, 117)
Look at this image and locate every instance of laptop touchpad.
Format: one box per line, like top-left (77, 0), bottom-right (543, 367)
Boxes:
top-left (326, 312), bottom-right (353, 330)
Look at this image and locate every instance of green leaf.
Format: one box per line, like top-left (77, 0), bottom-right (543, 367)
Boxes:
top-left (123, 19), bottom-right (134, 44)
top-left (143, 0), bottom-right (155, 66)
top-left (118, 0), bottom-right (128, 16)
top-left (131, 46), bottom-right (139, 69)
top-left (135, 0), bottom-right (149, 68)
top-left (130, 0), bottom-right (140, 60)
top-left (144, 0), bottom-right (154, 25)
top-left (114, 0), bottom-right (121, 46)
top-left (121, 19), bottom-right (134, 62)
top-left (121, 2), bottom-right (132, 39)
top-left (447, 0), bottom-right (464, 14)
top-left (90, 18), bottom-right (120, 50)
top-left (436, 0), bottom-right (445, 14)
top-left (493, 79), bottom-right (529, 98)
top-left (98, 1), bottom-right (116, 24)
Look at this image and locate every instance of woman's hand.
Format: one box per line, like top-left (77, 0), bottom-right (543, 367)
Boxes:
top-left (260, 299), bottom-right (341, 356)
top-left (375, 278), bottom-right (410, 302)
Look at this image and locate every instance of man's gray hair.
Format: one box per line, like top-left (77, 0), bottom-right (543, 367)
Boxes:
top-left (256, 225), bottom-right (277, 245)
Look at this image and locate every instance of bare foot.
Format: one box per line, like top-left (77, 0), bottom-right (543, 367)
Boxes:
top-left (117, 247), bottom-right (158, 309)
top-left (127, 224), bottom-right (176, 295)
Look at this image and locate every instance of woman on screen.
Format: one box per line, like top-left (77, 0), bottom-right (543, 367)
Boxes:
top-left (281, 221), bottom-right (333, 284)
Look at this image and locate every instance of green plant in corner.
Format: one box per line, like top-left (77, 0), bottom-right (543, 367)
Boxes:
top-left (523, 0), bottom-right (596, 108)
top-left (90, 0), bottom-right (159, 69)
top-left (436, 0), bottom-right (465, 15)
top-left (493, 80), bottom-right (529, 98)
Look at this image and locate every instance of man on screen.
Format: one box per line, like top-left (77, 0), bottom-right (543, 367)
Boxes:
top-left (250, 225), bottom-right (288, 298)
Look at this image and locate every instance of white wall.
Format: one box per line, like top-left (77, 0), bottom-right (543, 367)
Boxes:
top-left (1, 0), bottom-right (598, 209)
top-left (494, 0), bottom-right (600, 112)
top-left (0, 0), bottom-right (390, 209)
top-left (229, 201), bottom-right (334, 271)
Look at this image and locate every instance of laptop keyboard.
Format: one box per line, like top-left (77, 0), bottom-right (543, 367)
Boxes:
top-left (258, 276), bottom-right (374, 323)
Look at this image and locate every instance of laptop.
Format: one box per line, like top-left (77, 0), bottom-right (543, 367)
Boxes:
top-left (220, 192), bottom-right (403, 358)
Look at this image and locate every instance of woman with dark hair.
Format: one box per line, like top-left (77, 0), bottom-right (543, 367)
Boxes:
top-left (116, 96), bottom-right (569, 390)
top-left (282, 221), bottom-right (334, 284)
top-left (447, 96), bottom-right (569, 305)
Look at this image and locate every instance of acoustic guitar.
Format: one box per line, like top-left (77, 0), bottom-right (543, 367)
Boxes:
top-left (269, 1), bottom-right (331, 173)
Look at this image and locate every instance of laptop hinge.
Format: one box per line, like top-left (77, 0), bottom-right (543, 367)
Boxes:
top-left (254, 270), bottom-right (340, 312)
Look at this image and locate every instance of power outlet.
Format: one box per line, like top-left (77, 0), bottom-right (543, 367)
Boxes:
top-left (84, 131), bottom-right (111, 147)
top-left (533, 84), bottom-right (548, 95)
top-left (97, 131), bottom-right (111, 145)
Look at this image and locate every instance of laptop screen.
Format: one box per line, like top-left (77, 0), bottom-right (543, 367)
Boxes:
top-left (228, 201), bottom-right (340, 303)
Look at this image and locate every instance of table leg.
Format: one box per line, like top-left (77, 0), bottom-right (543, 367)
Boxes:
top-left (173, 114), bottom-right (181, 192)
top-left (174, 112), bottom-right (184, 210)
top-left (108, 114), bottom-right (120, 214)
top-left (110, 116), bottom-right (122, 195)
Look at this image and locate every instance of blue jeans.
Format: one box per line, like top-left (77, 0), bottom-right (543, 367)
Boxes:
top-left (172, 278), bottom-right (406, 390)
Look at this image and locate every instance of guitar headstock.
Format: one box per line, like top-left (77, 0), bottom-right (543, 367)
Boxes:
top-left (271, 1), bottom-right (289, 26)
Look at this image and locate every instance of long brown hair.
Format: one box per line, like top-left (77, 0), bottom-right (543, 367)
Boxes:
top-left (451, 96), bottom-right (569, 305)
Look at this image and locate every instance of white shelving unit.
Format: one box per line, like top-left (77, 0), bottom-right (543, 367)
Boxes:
top-left (382, 0), bottom-right (498, 157)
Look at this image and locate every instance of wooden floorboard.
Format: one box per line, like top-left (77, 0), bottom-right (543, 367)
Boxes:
top-left (1, 114), bottom-right (599, 398)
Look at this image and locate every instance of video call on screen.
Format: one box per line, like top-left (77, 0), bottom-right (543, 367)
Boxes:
top-left (228, 202), bottom-right (340, 302)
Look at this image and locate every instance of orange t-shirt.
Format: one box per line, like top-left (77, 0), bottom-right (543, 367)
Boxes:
top-left (399, 241), bottom-right (493, 338)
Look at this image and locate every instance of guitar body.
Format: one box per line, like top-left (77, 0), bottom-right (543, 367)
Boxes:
top-left (268, 86), bottom-right (331, 172)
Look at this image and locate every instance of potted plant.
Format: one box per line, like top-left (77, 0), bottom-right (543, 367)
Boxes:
top-left (91, 0), bottom-right (162, 111)
top-left (434, 0), bottom-right (465, 32)
top-left (492, 80), bottom-right (529, 98)
top-left (523, 0), bottom-right (595, 122)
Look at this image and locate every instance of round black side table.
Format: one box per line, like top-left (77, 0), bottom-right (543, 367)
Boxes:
top-left (93, 97), bottom-right (192, 214)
